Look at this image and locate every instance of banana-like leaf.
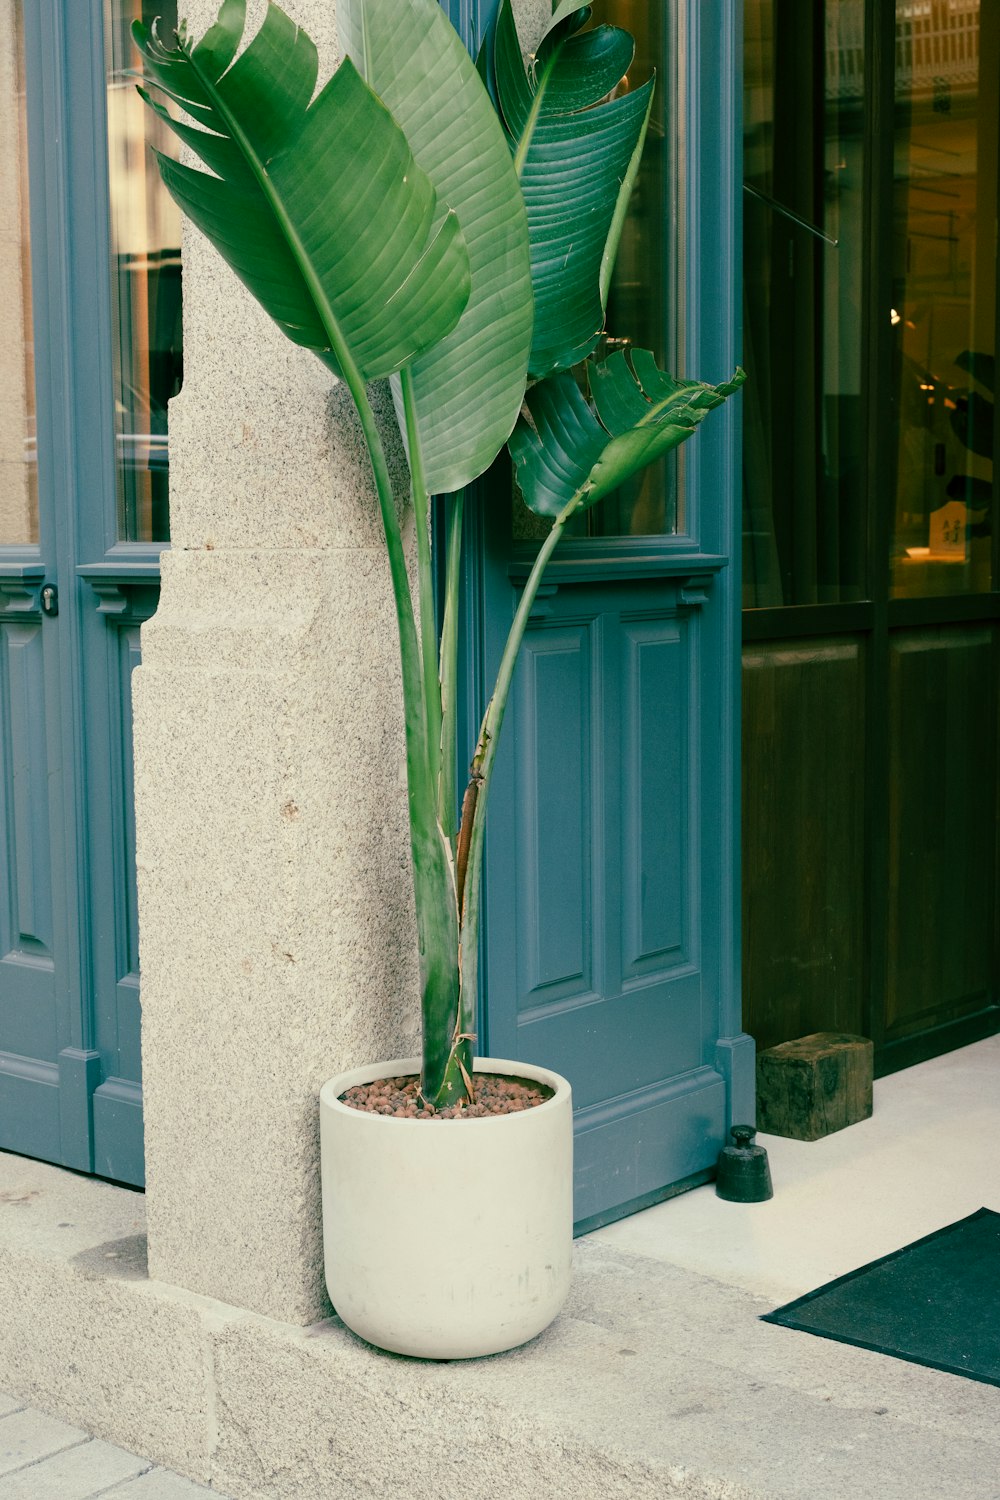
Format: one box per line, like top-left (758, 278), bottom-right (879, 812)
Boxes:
top-left (482, 0), bottom-right (654, 379)
top-left (510, 349), bottom-right (747, 518)
top-left (338, 0), bottom-right (532, 495)
top-left (133, 2), bottom-right (472, 382)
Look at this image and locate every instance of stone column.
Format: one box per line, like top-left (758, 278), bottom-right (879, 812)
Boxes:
top-left (132, 0), bottom-right (420, 1326)
top-left (0, 0), bottom-right (36, 545)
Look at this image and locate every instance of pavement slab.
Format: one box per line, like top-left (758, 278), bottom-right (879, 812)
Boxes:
top-left (0, 1437), bottom-right (148, 1498)
top-left (0, 1398), bottom-right (228, 1500)
top-left (0, 1409), bottom-right (90, 1477)
top-left (101, 1472), bottom-right (229, 1498)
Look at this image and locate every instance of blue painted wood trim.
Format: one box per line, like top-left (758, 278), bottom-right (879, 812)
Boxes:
top-left (0, 1054), bottom-right (61, 1163)
top-left (508, 552), bottom-right (728, 583)
top-left (683, 0), bottom-right (753, 1127)
top-left (21, 0), bottom-right (93, 1080)
top-left (92, 1077), bottom-right (145, 1185)
top-left (716, 1032), bottom-right (757, 1128)
top-left (574, 1068), bottom-right (727, 1225)
top-left (58, 1048), bottom-right (102, 1172)
top-left (0, 563), bottom-right (47, 580)
top-left (15, 1), bottom-right (154, 1183)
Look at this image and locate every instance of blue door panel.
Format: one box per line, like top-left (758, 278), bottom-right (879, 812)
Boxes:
top-left (0, 1060), bottom-right (61, 1164)
top-left (621, 620), bottom-right (687, 970)
top-left (2, 620), bottom-right (56, 983)
top-left (484, 571), bottom-right (730, 1224)
top-left (515, 625), bottom-right (594, 1003)
top-left (0, 0), bottom-right (153, 1186)
top-left (573, 1069), bottom-right (726, 1226)
top-left (0, 591), bottom-right (60, 1067)
top-left (92, 1078), bottom-right (144, 1184)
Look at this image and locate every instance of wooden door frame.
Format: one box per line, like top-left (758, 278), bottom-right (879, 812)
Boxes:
top-left (742, 0), bottom-right (1000, 1074)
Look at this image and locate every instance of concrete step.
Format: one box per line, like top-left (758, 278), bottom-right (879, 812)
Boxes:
top-left (1, 1149), bottom-right (998, 1500)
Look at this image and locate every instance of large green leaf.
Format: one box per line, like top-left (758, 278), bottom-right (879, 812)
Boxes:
top-left (339, 0), bottom-right (533, 495)
top-left (483, 0), bottom-right (654, 379)
top-left (510, 350), bottom-right (747, 517)
top-left (137, 3), bottom-right (470, 1106)
top-left (133, 2), bottom-right (472, 382)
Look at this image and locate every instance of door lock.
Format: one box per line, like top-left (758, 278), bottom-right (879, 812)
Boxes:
top-left (41, 584), bottom-right (59, 617)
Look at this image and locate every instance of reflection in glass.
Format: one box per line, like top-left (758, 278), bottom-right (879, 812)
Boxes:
top-left (742, 0), bottom-right (866, 607)
top-left (105, 0), bottom-right (183, 543)
top-left (587, 0), bottom-right (675, 537)
top-left (889, 0), bottom-right (996, 598)
top-left (0, 0), bottom-right (38, 546)
top-left (513, 1), bottom-right (675, 541)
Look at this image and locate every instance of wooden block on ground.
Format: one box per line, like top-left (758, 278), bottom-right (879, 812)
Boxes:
top-left (756, 1032), bottom-right (874, 1142)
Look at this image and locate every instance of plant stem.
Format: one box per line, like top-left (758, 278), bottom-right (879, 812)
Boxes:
top-left (400, 367), bottom-right (442, 793)
top-left (456, 495), bottom-right (579, 1037)
top-left (438, 490), bottom-right (465, 841)
top-left (398, 370), bottom-right (471, 1109)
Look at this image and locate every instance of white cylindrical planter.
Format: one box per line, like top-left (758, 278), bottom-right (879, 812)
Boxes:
top-left (319, 1056), bottom-right (573, 1359)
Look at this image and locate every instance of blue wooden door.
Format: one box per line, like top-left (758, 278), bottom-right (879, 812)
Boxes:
top-left (467, 0), bottom-right (753, 1230)
top-left (0, 0), bottom-right (174, 1185)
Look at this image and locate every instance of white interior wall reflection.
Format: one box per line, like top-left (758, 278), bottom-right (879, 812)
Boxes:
top-left (0, 0), bottom-right (37, 547)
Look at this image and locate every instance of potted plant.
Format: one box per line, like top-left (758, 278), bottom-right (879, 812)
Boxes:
top-left (134, 0), bottom-right (743, 1359)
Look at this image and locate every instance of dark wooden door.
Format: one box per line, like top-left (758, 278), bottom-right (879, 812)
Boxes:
top-left (741, 0), bottom-right (1000, 1072)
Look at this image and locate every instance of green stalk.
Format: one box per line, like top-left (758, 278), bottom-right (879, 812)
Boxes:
top-left (438, 490), bottom-right (465, 841)
top-left (400, 367), bottom-right (443, 792)
top-left (429, 491), bottom-right (474, 1107)
top-left (347, 375), bottom-right (460, 1109)
top-left (455, 495), bottom-right (579, 1037)
top-left (343, 373), bottom-right (462, 1108)
top-left (398, 368), bottom-right (469, 1108)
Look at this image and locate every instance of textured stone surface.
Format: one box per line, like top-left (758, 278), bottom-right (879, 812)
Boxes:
top-left (0, 1161), bottom-right (213, 1481)
top-left (0, 1242), bottom-right (214, 1480)
top-left (208, 1315), bottom-right (759, 1500)
top-left (2, 1152), bottom-right (999, 1500)
top-left (133, 0), bottom-right (422, 1327)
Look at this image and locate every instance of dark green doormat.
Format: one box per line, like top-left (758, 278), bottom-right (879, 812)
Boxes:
top-left (762, 1207), bottom-right (1000, 1387)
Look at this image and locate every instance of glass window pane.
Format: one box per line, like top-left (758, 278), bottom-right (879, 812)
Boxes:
top-left (889, 0), bottom-right (996, 599)
top-left (587, 0), bottom-right (676, 538)
top-left (742, 0), bottom-right (867, 608)
top-left (0, 0), bottom-right (38, 546)
top-left (514, 1), bottom-right (677, 542)
top-left (105, 0), bottom-right (183, 543)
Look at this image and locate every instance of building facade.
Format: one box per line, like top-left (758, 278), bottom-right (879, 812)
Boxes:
top-left (0, 0), bottom-right (996, 1334)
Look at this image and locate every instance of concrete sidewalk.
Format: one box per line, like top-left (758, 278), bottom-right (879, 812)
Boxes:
top-left (0, 1038), bottom-right (998, 1499)
top-left (0, 1392), bottom-right (228, 1498)
top-left (600, 1034), bottom-right (1000, 1301)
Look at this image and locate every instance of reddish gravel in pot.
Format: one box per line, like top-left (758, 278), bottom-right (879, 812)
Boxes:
top-left (339, 1073), bottom-right (554, 1118)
